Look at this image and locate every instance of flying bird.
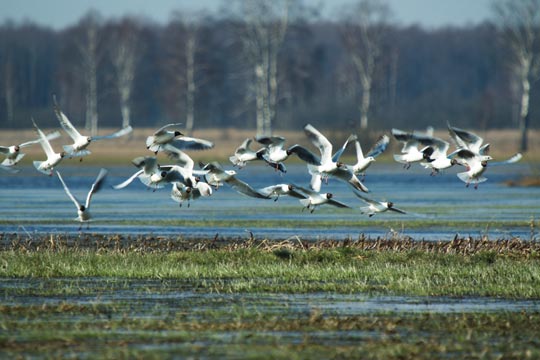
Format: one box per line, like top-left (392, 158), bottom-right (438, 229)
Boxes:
top-left (112, 156), bottom-right (185, 191)
top-left (304, 124), bottom-right (369, 193)
top-left (255, 135), bottom-right (320, 173)
top-left (56, 168), bottom-right (108, 230)
top-left (391, 128), bottom-right (436, 169)
top-left (54, 99), bottom-right (132, 160)
top-left (0, 131), bottom-right (61, 167)
top-left (200, 161), bottom-right (270, 199)
top-left (452, 149), bottom-right (522, 189)
top-left (335, 134), bottom-right (389, 180)
top-left (353, 192), bottom-right (406, 217)
top-left (32, 119), bottom-right (65, 176)
top-left (229, 138), bottom-right (261, 168)
top-left (146, 124), bottom-right (213, 154)
top-left (257, 183), bottom-right (308, 202)
top-left (295, 186), bottom-right (350, 213)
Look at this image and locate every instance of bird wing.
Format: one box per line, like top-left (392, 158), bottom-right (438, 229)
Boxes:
top-left (236, 138), bottom-right (253, 153)
top-left (352, 191), bottom-right (378, 206)
top-left (167, 136), bottom-right (214, 151)
top-left (92, 126), bottom-right (133, 140)
top-left (354, 140), bottom-right (365, 161)
top-left (225, 176), bottom-right (269, 199)
top-left (85, 168), bottom-right (108, 208)
top-left (489, 153), bottom-right (523, 166)
top-left (164, 145), bottom-right (194, 170)
top-left (19, 131), bottom-right (61, 148)
top-left (32, 119), bottom-right (56, 158)
top-left (54, 104), bottom-right (84, 141)
top-left (304, 124), bottom-right (333, 165)
top-left (154, 123), bottom-right (182, 136)
top-left (332, 167), bottom-right (369, 193)
top-left (113, 169), bottom-right (144, 189)
top-left (366, 134), bottom-right (390, 158)
top-left (447, 124), bottom-right (484, 152)
top-left (327, 198), bottom-right (351, 209)
top-left (389, 207), bottom-right (407, 214)
top-left (255, 136), bottom-right (286, 149)
top-left (287, 145), bottom-right (321, 165)
top-left (332, 134), bottom-right (357, 163)
top-left (0, 146), bottom-right (9, 155)
top-left (56, 171), bottom-right (81, 209)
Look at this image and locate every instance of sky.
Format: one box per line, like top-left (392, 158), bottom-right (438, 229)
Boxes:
top-left (1, 0), bottom-right (493, 30)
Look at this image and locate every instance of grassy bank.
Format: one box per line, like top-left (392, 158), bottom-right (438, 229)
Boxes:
top-left (2, 236), bottom-right (540, 298)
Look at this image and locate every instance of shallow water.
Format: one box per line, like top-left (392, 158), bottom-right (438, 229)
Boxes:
top-left (0, 163), bottom-right (538, 240)
top-left (3, 277), bottom-right (540, 315)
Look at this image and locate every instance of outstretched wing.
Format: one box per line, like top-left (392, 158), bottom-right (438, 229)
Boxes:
top-left (113, 169), bottom-right (144, 189)
top-left (92, 126), bottom-right (133, 140)
top-left (489, 153), bottom-right (523, 166)
top-left (332, 134), bottom-right (357, 163)
top-left (19, 131), bottom-right (61, 148)
top-left (226, 176), bottom-right (270, 199)
top-left (167, 136), bottom-right (214, 151)
top-left (54, 101), bottom-right (84, 142)
top-left (154, 123), bottom-right (183, 136)
top-left (352, 191), bottom-right (378, 206)
top-left (56, 171), bottom-right (81, 210)
top-left (366, 134), bottom-right (390, 158)
top-left (32, 119), bottom-right (56, 158)
top-left (287, 145), bottom-right (321, 165)
top-left (304, 124), bottom-right (333, 165)
top-left (85, 168), bottom-right (108, 208)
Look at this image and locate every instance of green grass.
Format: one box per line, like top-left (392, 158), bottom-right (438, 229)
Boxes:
top-left (2, 240), bottom-right (540, 297)
top-left (2, 236), bottom-right (540, 358)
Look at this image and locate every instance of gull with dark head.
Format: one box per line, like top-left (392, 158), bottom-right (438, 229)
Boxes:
top-left (295, 186), bottom-right (350, 213)
top-left (255, 135), bottom-right (320, 173)
top-left (391, 128), bottom-right (436, 169)
top-left (56, 168), bottom-right (108, 230)
top-left (1, 131), bottom-right (60, 167)
top-left (258, 183), bottom-right (308, 202)
top-left (353, 192), bottom-right (406, 217)
top-left (200, 161), bottom-right (269, 199)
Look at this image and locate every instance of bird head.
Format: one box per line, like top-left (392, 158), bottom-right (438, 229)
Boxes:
top-left (387, 202), bottom-right (394, 208)
top-left (174, 131), bottom-right (184, 137)
top-left (79, 205), bottom-right (86, 211)
top-left (326, 193), bottom-right (333, 199)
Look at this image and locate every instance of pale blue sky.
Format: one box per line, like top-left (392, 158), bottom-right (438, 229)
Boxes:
top-left (1, 0), bottom-right (493, 29)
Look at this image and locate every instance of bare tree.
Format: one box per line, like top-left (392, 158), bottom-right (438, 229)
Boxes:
top-left (2, 55), bottom-right (14, 124)
top-left (340, 0), bottom-right (391, 130)
top-left (232, 0), bottom-right (294, 136)
top-left (493, 0), bottom-right (540, 152)
top-left (72, 11), bottom-right (104, 136)
top-left (109, 18), bottom-right (141, 129)
top-left (162, 11), bottom-right (207, 135)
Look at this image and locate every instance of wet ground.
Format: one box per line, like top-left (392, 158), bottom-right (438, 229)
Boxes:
top-left (1, 163), bottom-right (538, 240)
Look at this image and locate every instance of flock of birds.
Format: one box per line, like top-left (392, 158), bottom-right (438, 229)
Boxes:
top-left (1, 101), bottom-right (523, 229)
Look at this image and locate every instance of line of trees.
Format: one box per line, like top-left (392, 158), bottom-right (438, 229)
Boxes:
top-left (0, 0), bottom-right (537, 150)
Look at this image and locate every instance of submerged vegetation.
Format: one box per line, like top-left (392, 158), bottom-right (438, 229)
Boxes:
top-left (2, 235), bottom-right (540, 358)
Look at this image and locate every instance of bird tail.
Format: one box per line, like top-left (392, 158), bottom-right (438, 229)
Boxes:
top-left (33, 160), bottom-right (50, 175)
top-left (2, 153), bottom-right (24, 166)
top-left (393, 154), bottom-right (407, 164)
top-left (457, 172), bottom-right (487, 184)
top-left (62, 144), bottom-right (79, 156)
top-left (299, 199), bottom-right (311, 208)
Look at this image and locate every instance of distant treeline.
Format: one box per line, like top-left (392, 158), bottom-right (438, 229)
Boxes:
top-left (0, 15), bottom-right (533, 132)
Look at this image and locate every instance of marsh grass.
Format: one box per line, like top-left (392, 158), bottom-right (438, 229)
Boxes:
top-left (2, 235), bottom-right (540, 358)
top-left (2, 235), bottom-right (540, 297)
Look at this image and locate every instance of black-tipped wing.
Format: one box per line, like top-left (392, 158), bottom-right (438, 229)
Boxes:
top-left (167, 136), bottom-right (214, 151)
top-left (287, 145), bottom-right (321, 165)
top-left (85, 168), bottom-right (108, 208)
top-left (226, 177), bottom-right (270, 199)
